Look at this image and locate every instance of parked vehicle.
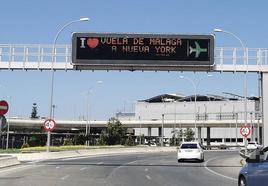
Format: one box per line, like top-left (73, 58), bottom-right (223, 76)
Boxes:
top-left (149, 142), bottom-right (157, 147)
top-left (239, 146), bottom-right (268, 186)
top-left (177, 142), bottom-right (204, 162)
top-left (247, 141), bottom-right (262, 150)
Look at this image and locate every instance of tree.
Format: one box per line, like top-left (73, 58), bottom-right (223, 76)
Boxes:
top-left (125, 134), bottom-right (135, 146)
top-left (137, 134), bottom-right (145, 145)
top-left (30, 103), bottom-right (39, 119)
top-left (184, 128), bottom-right (195, 142)
top-left (98, 118), bottom-right (126, 145)
top-left (170, 128), bottom-right (184, 146)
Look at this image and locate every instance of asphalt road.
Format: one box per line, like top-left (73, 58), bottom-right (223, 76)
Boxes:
top-left (0, 151), bottom-right (242, 186)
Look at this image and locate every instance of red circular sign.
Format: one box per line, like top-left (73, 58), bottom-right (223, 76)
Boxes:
top-left (240, 124), bottom-right (251, 138)
top-left (0, 100), bottom-right (9, 115)
top-left (43, 119), bottom-right (56, 132)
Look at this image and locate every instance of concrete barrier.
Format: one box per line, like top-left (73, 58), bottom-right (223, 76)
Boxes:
top-left (0, 156), bottom-right (20, 168)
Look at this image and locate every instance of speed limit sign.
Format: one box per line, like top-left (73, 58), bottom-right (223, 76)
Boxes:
top-left (240, 124), bottom-right (251, 138)
top-left (43, 119), bottom-right (56, 132)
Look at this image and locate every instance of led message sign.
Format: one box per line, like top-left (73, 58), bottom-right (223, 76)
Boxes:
top-left (72, 33), bottom-right (214, 71)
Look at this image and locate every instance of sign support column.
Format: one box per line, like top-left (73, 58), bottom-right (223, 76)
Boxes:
top-left (44, 119), bottom-right (56, 151)
top-left (261, 72), bottom-right (268, 147)
top-left (161, 114), bottom-right (164, 147)
top-left (240, 124), bottom-right (251, 155)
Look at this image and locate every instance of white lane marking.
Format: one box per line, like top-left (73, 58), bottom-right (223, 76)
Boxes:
top-left (61, 175), bottom-right (70, 180)
top-left (146, 175), bottom-right (152, 180)
top-left (145, 168), bottom-right (148, 172)
top-left (56, 166), bottom-right (60, 169)
top-left (80, 167), bottom-right (87, 171)
top-left (204, 158), bottom-right (237, 182)
top-left (97, 162), bottom-right (103, 165)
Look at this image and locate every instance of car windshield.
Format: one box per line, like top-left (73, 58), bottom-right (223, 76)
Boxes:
top-left (181, 144), bottom-right (198, 149)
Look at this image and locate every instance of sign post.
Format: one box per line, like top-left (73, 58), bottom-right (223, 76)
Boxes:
top-left (240, 124), bottom-right (251, 155)
top-left (72, 33), bottom-right (214, 71)
top-left (43, 119), bottom-right (56, 152)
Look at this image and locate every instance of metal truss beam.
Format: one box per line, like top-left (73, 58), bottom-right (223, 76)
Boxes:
top-left (0, 44), bottom-right (268, 72)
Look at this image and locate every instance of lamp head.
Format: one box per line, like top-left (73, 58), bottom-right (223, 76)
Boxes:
top-left (80, 17), bottom-right (90, 21)
top-left (214, 28), bottom-right (223, 32)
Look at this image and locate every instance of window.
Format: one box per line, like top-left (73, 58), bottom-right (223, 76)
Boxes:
top-left (181, 144), bottom-right (198, 149)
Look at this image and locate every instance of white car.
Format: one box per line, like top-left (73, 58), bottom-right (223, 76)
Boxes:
top-left (247, 141), bottom-right (262, 150)
top-left (177, 142), bottom-right (204, 162)
top-left (149, 142), bottom-right (157, 147)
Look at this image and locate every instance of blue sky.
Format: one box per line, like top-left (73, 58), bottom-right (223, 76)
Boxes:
top-left (0, 0), bottom-right (266, 120)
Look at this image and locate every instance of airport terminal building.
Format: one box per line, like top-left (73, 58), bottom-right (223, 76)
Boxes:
top-left (0, 93), bottom-right (262, 148)
top-left (117, 93), bottom-right (261, 145)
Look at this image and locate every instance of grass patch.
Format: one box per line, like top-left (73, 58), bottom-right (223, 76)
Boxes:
top-left (0, 149), bottom-right (22, 153)
top-left (20, 145), bottom-right (127, 152)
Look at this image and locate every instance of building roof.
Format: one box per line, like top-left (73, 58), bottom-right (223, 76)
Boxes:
top-left (140, 93), bottom-right (260, 103)
top-left (179, 95), bottom-right (224, 102)
top-left (140, 94), bottom-right (185, 103)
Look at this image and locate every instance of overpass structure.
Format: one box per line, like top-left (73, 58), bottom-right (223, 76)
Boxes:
top-left (0, 45), bottom-right (267, 72)
top-left (5, 115), bottom-right (262, 145)
top-left (0, 44), bottom-right (268, 146)
top-left (7, 117), bottom-right (262, 129)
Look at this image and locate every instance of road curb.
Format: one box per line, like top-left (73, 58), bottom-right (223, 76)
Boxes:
top-left (0, 156), bottom-right (20, 168)
top-left (3, 147), bottom-right (177, 162)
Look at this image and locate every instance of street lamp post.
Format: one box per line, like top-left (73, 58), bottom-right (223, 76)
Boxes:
top-left (85, 81), bottom-right (102, 146)
top-left (213, 28), bottom-right (248, 153)
top-left (47, 17), bottom-right (89, 152)
top-left (179, 74), bottom-right (212, 142)
top-left (161, 114), bottom-right (164, 147)
top-left (139, 116), bottom-right (141, 145)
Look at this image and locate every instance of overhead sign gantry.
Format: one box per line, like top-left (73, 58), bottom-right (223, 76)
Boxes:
top-left (72, 33), bottom-right (214, 71)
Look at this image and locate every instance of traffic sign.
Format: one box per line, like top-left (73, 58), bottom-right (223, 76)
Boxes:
top-left (240, 124), bottom-right (251, 138)
top-left (72, 33), bottom-right (214, 71)
top-left (43, 119), bottom-right (56, 132)
top-left (0, 100), bottom-right (9, 115)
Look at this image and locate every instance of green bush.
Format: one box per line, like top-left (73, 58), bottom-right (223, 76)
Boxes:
top-left (63, 138), bottom-right (73, 146)
top-left (21, 143), bottom-right (30, 149)
top-left (28, 134), bottom-right (47, 147)
top-left (76, 135), bottom-right (86, 145)
top-left (96, 136), bottom-right (107, 145)
top-left (125, 135), bottom-right (134, 146)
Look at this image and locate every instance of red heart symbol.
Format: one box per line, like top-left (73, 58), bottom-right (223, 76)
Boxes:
top-left (87, 38), bottom-right (99, 48)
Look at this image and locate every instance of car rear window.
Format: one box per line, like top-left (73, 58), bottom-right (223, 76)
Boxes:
top-left (181, 144), bottom-right (198, 149)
